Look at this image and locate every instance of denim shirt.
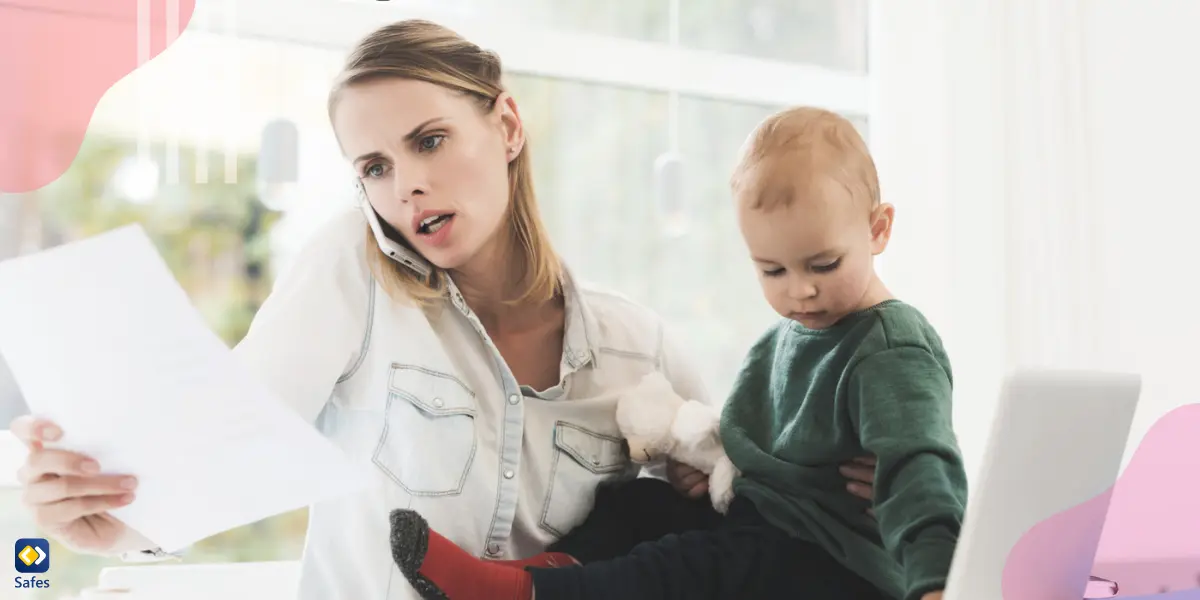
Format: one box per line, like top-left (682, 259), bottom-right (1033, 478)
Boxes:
top-left (214, 209), bottom-right (709, 599)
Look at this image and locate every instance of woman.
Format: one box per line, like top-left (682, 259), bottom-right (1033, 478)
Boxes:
top-left (10, 20), bottom-right (879, 599)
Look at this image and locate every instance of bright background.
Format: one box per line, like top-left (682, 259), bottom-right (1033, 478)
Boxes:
top-left (1, 0), bottom-right (1198, 597)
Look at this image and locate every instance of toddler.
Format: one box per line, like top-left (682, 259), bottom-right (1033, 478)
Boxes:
top-left (389, 106), bottom-right (968, 600)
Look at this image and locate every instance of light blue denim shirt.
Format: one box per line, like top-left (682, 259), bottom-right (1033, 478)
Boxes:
top-left (211, 209), bottom-right (710, 599)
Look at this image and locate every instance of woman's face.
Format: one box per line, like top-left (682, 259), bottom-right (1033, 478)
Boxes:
top-left (332, 78), bottom-right (523, 271)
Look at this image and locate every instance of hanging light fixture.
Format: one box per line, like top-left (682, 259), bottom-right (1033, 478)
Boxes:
top-left (256, 119), bottom-right (300, 211)
top-left (654, 0), bottom-right (689, 239)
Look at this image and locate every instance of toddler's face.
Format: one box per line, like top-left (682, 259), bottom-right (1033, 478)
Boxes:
top-left (736, 172), bottom-right (887, 330)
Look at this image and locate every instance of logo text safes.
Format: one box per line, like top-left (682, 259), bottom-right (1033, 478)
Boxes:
top-left (14, 538), bottom-right (51, 590)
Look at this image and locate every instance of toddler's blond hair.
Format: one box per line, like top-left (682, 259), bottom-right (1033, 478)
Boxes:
top-left (731, 107), bottom-right (880, 211)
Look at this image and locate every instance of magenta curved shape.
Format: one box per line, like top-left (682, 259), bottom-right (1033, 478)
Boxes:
top-left (0, 0), bottom-right (197, 194)
top-left (1003, 403), bottom-right (1200, 597)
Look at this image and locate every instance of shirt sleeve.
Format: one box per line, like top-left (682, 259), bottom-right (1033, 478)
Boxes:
top-left (659, 324), bottom-right (713, 407)
top-left (231, 210), bottom-right (373, 425)
top-left (849, 346), bottom-right (967, 600)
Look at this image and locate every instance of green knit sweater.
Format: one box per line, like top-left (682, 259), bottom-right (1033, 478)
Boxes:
top-left (720, 300), bottom-right (967, 600)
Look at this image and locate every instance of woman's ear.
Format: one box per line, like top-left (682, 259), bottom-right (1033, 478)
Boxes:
top-left (493, 92), bottom-right (525, 162)
top-left (869, 203), bottom-right (895, 255)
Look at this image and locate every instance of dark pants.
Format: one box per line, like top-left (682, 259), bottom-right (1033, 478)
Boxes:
top-left (545, 476), bottom-right (725, 563)
top-left (534, 478), bottom-right (889, 600)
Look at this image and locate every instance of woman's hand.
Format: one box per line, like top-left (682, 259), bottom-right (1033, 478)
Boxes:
top-left (666, 459), bottom-right (709, 499)
top-left (11, 416), bottom-right (139, 554)
top-left (920, 591), bottom-right (943, 600)
top-left (838, 455), bottom-right (878, 516)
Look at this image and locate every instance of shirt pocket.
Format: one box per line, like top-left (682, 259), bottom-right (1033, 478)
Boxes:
top-left (373, 363), bottom-right (478, 497)
top-left (539, 421), bottom-right (630, 537)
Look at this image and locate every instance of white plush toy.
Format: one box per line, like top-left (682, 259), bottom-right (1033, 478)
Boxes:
top-left (616, 371), bottom-right (741, 513)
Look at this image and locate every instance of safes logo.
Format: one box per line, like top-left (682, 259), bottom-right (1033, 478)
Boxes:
top-left (13, 538), bottom-right (51, 590)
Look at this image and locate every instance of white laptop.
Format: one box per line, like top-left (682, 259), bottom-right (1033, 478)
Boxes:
top-left (943, 369), bottom-right (1141, 600)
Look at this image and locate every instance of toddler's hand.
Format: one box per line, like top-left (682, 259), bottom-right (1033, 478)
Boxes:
top-left (666, 459), bottom-right (708, 499)
top-left (920, 591), bottom-right (943, 600)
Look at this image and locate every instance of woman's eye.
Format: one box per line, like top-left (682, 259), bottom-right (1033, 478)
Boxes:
top-left (364, 163), bottom-right (387, 179)
top-left (419, 135), bottom-right (445, 152)
top-left (812, 259), bottom-right (842, 274)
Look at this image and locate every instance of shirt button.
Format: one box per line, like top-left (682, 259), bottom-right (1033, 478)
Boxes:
top-left (503, 469), bottom-right (515, 479)
top-left (508, 394), bottom-right (520, 405)
top-left (432, 398), bottom-right (444, 408)
top-left (486, 543), bottom-right (501, 556)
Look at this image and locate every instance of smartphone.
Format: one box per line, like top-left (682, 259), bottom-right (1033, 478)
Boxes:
top-left (356, 183), bottom-right (433, 279)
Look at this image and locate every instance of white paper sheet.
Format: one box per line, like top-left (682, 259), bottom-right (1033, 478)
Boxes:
top-left (0, 224), bottom-right (376, 552)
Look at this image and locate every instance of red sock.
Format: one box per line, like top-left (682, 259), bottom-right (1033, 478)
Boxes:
top-left (391, 510), bottom-right (533, 600)
top-left (491, 551), bottom-right (579, 570)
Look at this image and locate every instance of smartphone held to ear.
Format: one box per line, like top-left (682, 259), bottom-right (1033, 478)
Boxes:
top-left (357, 184), bottom-right (434, 279)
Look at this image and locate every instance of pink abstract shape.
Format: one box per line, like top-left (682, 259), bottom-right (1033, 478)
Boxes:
top-left (1004, 403), bottom-right (1200, 597)
top-left (1002, 487), bottom-right (1117, 598)
top-left (0, 0), bottom-right (197, 193)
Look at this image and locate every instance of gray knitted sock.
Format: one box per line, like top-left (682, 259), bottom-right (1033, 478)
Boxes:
top-left (389, 509), bottom-right (450, 600)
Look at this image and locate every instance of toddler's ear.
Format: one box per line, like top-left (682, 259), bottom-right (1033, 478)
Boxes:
top-left (870, 203), bottom-right (895, 255)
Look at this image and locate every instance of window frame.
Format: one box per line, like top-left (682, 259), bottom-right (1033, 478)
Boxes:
top-left (190, 0), bottom-right (872, 116)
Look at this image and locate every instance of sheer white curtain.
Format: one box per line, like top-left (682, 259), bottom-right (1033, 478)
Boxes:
top-left (870, 0), bottom-right (1200, 486)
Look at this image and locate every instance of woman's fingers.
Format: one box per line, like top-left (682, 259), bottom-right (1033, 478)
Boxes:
top-left (22, 474), bottom-right (138, 505)
top-left (853, 455), bottom-right (877, 466)
top-left (17, 448), bottom-right (102, 483)
top-left (666, 460), bottom-right (710, 497)
top-left (31, 494), bottom-right (135, 527)
top-left (667, 460), bottom-right (694, 478)
top-left (846, 480), bottom-right (874, 501)
top-left (8, 416), bottom-right (62, 447)
top-left (839, 462), bottom-right (875, 485)
top-left (679, 470), bottom-right (707, 490)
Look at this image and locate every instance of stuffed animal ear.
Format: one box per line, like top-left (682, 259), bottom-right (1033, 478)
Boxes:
top-left (670, 400), bottom-right (720, 450)
top-left (636, 371), bottom-right (682, 402)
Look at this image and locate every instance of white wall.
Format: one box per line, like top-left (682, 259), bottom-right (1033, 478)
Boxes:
top-left (870, 0), bottom-right (1008, 481)
top-left (1081, 0), bottom-right (1200, 460)
top-left (871, 0), bottom-right (1200, 482)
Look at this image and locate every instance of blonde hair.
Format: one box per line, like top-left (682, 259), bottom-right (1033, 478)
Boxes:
top-left (327, 20), bottom-right (562, 307)
top-left (731, 106), bottom-right (880, 211)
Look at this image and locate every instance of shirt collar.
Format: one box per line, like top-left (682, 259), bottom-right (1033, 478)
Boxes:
top-left (559, 267), bottom-right (599, 371)
top-left (441, 266), bottom-right (599, 372)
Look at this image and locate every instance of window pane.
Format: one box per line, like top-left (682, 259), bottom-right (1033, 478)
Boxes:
top-left (506, 77), bottom-right (868, 395)
top-left (506, 75), bottom-right (670, 303)
top-left (437, 0), bottom-right (669, 43)
top-left (668, 98), bottom-right (782, 395)
top-left (681, 0), bottom-right (869, 72)
top-left (380, 0), bottom-right (868, 71)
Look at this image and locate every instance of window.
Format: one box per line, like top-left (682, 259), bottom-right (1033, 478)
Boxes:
top-left (1, 1), bottom-right (871, 595)
top-left (679, 0), bottom-right (869, 70)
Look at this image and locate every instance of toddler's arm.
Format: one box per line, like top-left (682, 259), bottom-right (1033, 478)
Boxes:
top-left (849, 346), bottom-right (967, 600)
